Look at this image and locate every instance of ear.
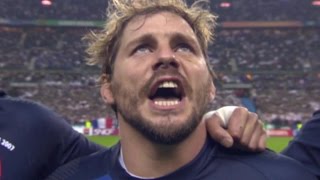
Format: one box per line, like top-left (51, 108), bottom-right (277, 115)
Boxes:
top-left (209, 82), bottom-right (216, 101)
top-left (100, 74), bottom-right (115, 105)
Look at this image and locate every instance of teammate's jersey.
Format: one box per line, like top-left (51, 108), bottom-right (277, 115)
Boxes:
top-left (282, 110), bottom-right (320, 177)
top-left (0, 96), bottom-right (103, 179)
top-left (46, 138), bottom-right (317, 180)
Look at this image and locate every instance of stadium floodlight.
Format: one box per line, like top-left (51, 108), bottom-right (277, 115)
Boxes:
top-left (220, 2), bottom-right (231, 8)
top-left (312, 0), bottom-right (320, 6)
top-left (41, 0), bottom-right (52, 6)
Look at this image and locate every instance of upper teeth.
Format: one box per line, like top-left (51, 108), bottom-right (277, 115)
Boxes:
top-left (159, 81), bottom-right (178, 88)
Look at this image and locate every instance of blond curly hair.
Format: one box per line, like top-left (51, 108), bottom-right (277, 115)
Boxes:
top-left (84, 0), bottom-right (218, 84)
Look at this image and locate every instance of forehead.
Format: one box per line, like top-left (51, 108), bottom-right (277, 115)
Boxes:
top-left (121, 11), bottom-right (197, 42)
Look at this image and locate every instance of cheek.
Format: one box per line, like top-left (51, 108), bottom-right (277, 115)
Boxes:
top-left (112, 60), bottom-right (150, 93)
top-left (183, 59), bottom-right (210, 81)
top-left (185, 61), bottom-right (212, 99)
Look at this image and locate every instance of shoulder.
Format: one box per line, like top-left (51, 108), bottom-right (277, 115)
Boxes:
top-left (281, 110), bottom-right (320, 177)
top-left (1, 96), bottom-right (60, 118)
top-left (46, 145), bottom-right (118, 180)
top-left (313, 110), bottom-right (320, 116)
top-left (0, 95), bottom-right (67, 133)
top-left (0, 97), bottom-right (74, 178)
top-left (287, 110), bottom-right (320, 148)
top-left (0, 96), bottom-right (74, 135)
top-left (0, 97), bottom-right (103, 179)
top-left (216, 147), bottom-right (316, 179)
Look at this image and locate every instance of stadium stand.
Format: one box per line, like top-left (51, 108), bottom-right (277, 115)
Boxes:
top-left (0, 0), bottom-right (319, 126)
top-left (0, 0), bottom-right (319, 22)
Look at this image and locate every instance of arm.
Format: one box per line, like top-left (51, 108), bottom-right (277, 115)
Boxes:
top-left (281, 110), bottom-right (320, 177)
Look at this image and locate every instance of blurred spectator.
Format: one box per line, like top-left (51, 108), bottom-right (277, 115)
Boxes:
top-left (0, 0), bottom-right (319, 22)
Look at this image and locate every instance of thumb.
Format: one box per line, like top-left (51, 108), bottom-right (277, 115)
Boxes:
top-left (205, 112), bottom-right (234, 148)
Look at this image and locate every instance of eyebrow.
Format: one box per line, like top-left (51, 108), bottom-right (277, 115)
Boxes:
top-left (170, 32), bottom-right (199, 47)
top-left (124, 34), bottom-right (155, 50)
top-left (124, 32), bottom-right (199, 50)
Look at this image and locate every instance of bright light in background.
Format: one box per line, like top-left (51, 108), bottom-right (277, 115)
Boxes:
top-left (312, 0), bottom-right (320, 6)
top-left (220, 2), bottom-right (232, 8)
top-left (41, 0), bottom-right (52, 6)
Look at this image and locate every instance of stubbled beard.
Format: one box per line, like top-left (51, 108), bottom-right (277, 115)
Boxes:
top-left (111, 73), bottom-right (212, 145)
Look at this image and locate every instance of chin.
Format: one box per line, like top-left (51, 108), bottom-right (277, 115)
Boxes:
top-left (130, 110), bottom-right (200, 145)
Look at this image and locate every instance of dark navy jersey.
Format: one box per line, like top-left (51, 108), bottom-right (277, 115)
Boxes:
top-left (0, 96), bottom-right (103, 179)
top-left (46, 138), bottom-right (317, 180)
top-left (282, 110), bottom-right (320, 177)
top-left (2, 94), bottom-right (320, 179)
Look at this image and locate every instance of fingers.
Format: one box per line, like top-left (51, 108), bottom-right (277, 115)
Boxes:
top-left (247, 121), bottom-right (265, 151)
top-left (227, 108), bottom-right (266, 151)
top-left (239, 112), bottom-right (259, 146)
top-left (206, 114), bottom-right (234, 148)
top-left (227, 107), bottom-right (249, 140)
top-left (204, 107), bottom-right (267, 151)
top-left (258, 130), bottom-right (267, 151)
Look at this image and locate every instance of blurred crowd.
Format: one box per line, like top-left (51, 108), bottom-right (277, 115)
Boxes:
top-left (0, 26), bottom-right (319, 124)
top-left (1, 27), bottom-right (319, 71)
top-left (0, 0), bottom-right (319, 22)
top-left (0, 27), bottom-right (87, 70)
top-left (210, 29), bottom-right (320, 71)
top-left (212, 0), bottom-right (320, 22)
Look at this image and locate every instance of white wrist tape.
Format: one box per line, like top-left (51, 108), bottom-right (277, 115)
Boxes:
top-left (203, 106), bottom-right (238, 128)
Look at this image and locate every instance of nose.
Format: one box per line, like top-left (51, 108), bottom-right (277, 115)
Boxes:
top-left (152, 49), bottom-right (179, 71)
top-left (152, 56), bottom-right (179, 70)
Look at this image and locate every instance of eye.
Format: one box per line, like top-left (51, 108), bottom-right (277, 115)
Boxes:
top-left (175, 43), bottom-right (194, 53)
top-left (132, 44), bottom-right (152, 55)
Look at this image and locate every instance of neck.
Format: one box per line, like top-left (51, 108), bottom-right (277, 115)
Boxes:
top-left (119, 117), bottom-right (207, 178)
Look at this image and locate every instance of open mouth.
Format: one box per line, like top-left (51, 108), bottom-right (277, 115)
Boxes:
top-left (148, 79), bottom-right (185, 108)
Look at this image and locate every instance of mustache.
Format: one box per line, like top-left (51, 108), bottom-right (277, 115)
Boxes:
top-left (139, 68), bottom-right (193, 99)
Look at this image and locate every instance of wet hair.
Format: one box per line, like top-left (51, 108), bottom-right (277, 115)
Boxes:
top-left (84, 0), bottom-right (218, 84)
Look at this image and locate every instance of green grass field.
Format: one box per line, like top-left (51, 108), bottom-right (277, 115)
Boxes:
top-left (87, 136), bottom-right (293, 153)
